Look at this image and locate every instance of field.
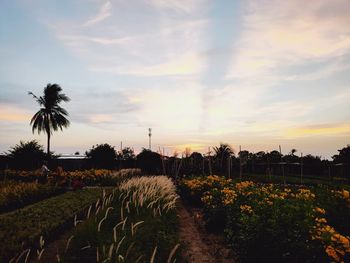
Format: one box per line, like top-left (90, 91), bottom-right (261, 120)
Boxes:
top-left (0, 168), bottom-right (349, 262)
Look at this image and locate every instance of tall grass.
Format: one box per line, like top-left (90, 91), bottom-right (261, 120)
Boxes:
top-left (63, 176), bottom-right (180, 262)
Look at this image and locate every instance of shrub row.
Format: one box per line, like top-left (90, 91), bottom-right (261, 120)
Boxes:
top-left (0, 168), bottom-right (141, 186)
top-left (0, 180), bottom-right (64, 213)
top-left (0, 188), bottom-right (110, 262)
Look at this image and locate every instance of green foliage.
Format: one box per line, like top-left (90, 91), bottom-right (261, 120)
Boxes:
top-left (7, 140), bottom-right (45, 170)
top-left (86, 144), bottom-right (117, 169)
top-left (0, 188), bottom-right (108, 261)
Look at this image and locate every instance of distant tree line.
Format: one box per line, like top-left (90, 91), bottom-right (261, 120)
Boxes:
top-left (1, 141), bottom-right (349, 179)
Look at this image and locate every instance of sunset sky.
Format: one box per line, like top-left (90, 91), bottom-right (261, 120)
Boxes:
top-left (1, 0), bottom-right (350, 158)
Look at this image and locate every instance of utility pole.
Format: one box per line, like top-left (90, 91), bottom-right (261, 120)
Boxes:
top-left (148, 128), bottom-right (152, 150)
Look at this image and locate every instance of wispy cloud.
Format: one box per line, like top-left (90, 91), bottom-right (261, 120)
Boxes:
top-left (90, 52), bottom-right (204, 76)
top-left (150, 0), bottom-right (207, 13)
top-left (226, 0), bottom-right (350, 79)
top-left (0, 104), bottom-right (31, 122)
top-left (47, 1), bottom-right (208, 77)
top-left (287, 123), bottom-right (350, 138)
top-left (127, 82), bottom-right (202, 131)
top-left (83, 1), bottom-right (112, 26)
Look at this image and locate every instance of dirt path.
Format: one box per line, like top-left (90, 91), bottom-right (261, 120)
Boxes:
top-left (178, 202), bottom-right (235, 263)
top-left (30, 228), bottom-right (74, 263)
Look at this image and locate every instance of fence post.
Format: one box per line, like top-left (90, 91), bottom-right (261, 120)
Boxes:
top-left (300, 152), bottom-right (303, 184)
top-left (239, 145), bottom-right (242, 181)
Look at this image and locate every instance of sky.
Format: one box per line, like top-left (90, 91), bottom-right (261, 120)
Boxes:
top-left (0, 0), bottom-right (350, 159)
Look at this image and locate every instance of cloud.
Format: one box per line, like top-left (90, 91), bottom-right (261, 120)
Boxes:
top-left (149, 0), bottom-right (207, 13)
top-left (83, 1), bottom-right (112, 26)
top-left (46, 1), bottom-right (208, 77)
top-left (67, 90), bottom-right (140, 125)
top-left (226, 0), bottom-right (350, 79)
top-left (126, 82), bottom-right (202, 131)
top-left (287, 123), bottom-right (350, 138)
top-left (172, 143), bottom-right (206, 153)
top-left (0, 104), bottom-right (32, 122)
top-left (90, 52), bottom-right (204, 76)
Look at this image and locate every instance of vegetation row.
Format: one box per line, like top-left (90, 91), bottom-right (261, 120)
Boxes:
top-left (179, 175), bottom-right (350, 262)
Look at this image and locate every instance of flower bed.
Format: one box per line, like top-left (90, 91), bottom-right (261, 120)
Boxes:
top-left (0, 168), bottom-right (141, 186)
top-left (0, 181), bottom-right (64, 213)
top-left (179, 176), bottom-right (350, 262)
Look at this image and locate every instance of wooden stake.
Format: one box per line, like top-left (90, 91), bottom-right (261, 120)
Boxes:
top-left (239, 145), bottom-right (242, 181)
top-left (279, 145), bottom-right (286, 185)
top-left (300, 152), bottom-right (303, 184)
top-left (227, 157), bottom-right (231, 179)
top-left (208, 147), bottom-right (212, 175)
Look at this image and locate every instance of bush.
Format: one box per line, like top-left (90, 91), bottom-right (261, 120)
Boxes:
top-left (136, 149), bottom-right (162, 174)
top-left (7, 140), bottom-right (45, 170)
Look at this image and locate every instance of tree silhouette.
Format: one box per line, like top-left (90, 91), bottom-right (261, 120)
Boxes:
top-left (332, 145), bottom-right (350, 165)
top-left (136, 148), bottom-right (162, 174)
top-left (28, 84), bottom-right (70, 159)
top-left (86, 144), bottom-right (117, 169)
top-left (118, 147), bottom-right (136, 161)
top-left (213, 143), bottom-right (234, 173)
top-left (7, 140), bottom-right (45, 170)
top-left (290, 149), bottom-right (297, 156)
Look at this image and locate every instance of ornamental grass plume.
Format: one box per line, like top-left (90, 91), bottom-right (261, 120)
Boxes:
top-left (119, 176), bottom-right (178, 213)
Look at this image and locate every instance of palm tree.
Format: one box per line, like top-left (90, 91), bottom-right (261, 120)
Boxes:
top-left (28, 83), bottom-right (70, 159)
top-left (213, 143), bottom-right (234, 172)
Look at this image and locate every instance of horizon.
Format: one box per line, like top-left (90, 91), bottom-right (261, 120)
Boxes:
top-left (1, 0), bottom-right (350, 160)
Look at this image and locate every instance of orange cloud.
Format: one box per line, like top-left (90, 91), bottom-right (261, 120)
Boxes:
top-left (89, 114), bottom-right (113, 123)
top-left (0, 105), bottom-right (31, 122)
top-left (287, 123), bottom-right (350, 137)
top-left (173, 143), bottom-right (206, 153)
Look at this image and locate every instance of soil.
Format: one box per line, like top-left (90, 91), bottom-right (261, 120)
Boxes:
top-left (30, 229), bottom-right (75, 263)
top-left (177, 201), bottom-right (236, 263)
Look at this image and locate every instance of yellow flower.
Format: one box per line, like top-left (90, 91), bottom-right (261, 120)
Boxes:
top-left (315, 217), bottom-right (327, 224)
top-left (235, 181), bottom-right (254, 191)
top-left (325, 246), bottom-right (340, 262)
top-left (314, 207), bottom-right (326, 215)
top-left (240, 205), bottom-right (253, 214)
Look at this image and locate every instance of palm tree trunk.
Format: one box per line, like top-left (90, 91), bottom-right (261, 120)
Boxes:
top-left (47, 132), bottom-right (50, 160)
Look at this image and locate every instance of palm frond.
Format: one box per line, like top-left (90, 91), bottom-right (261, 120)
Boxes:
top-left (29, 84), bottom-right (70, 136)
